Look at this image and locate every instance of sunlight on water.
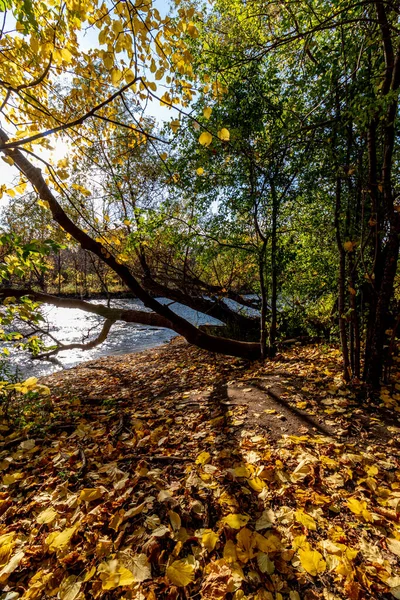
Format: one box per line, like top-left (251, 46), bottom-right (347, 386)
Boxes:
top-left (9, 298), bottom-right (222, 378)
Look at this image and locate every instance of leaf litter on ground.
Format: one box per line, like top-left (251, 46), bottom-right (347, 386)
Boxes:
top-left (0, 338), bottom-right (399, 599)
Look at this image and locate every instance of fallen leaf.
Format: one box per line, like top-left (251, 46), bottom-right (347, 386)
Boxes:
top-left (298, 547), bottom-right (326, 576)
top-left (166, 557), bottom-right (195, 587)
top-left (221, 514), bottom-right (250, 529)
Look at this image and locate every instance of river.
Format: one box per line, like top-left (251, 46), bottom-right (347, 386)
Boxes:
top-left (8, 298), bottom-right (223, 379)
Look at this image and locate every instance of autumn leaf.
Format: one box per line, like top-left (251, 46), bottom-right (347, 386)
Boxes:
top-left (221, 513), bottom-right (250, 529)
top-left (201, 529), bottom-right (219, 551)
top-left (248, 477), bottom-right (266, 492)
top-left (98, 559), bottom-right (135, 590)
top-left (200, 562), bottom-right (233, 599)
top-left (0, 551), bottom-right (25, 583)
top-left (0, 533), bottom-right (15, 566)
top-left (223, 539), bottom-right (238, 563)
top-left (257, 552), bottom-right (275, 574)
top-left (298, 547), bottom-right (326, 576)
top-left (236, 527), bottom-right (256, 562)
top-left (387, 538), bottom-right (400, 558)
top-left (79, 487), bottom-right (105, 503)
top-left (36, 507), bottom-right (58, 524)
top-left (346, 498), bottom-right (372, 522)
top-left (166, 557), bottom-right (195, 586)
top-left (195, 450), bottom-right (211, 465)
top-left (45, 525), bottom-right (78, 551)
top-left (295, 509), bottom-right (317, 530)
top-left (255, 508), bottom-right (275, 530)
top-left (168, 510), bottom-right (181, 531)
top-left (199, 131), bottom-right (213, 146)
top-left (203, 107), bottom-right (212, 119)
top-left (343, 241), bottom-right (356, 252)
top-left (218, 128), bottom-right (230, 141)
top-left (2, 472), bottom-right (24, 485)
top-left (119, 553), bottom-right (151, 583)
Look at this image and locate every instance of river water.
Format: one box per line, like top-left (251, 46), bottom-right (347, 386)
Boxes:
top-left (9, 298), bottom-right (223, 379)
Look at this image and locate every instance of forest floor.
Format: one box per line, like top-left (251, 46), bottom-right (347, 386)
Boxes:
top-left (0, 338), bottom-right (400, 600)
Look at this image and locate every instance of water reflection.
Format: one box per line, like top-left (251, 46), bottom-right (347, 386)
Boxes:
top-left (9, 298), bottom-right (222, 378)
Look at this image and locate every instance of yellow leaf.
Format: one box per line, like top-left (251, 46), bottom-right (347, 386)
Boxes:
top-left (36, 507), bottom-right (58, 525)
top-left (168, 510), bottom-right (181, 531)
top-left (254, 532), bottom-right (282, 553)
top-left (160, 152), bottom-right (168, 161)
top-left (195, 451), bottom-right (210, 465)
top-left (98, 560), bottom-right (135, 590)
top-left (248, 477), bottom-right (266, 492)
top-left (166, 557), bottom-right (195, 587)
top-left (203, 107), bottom-right (212, 119)
top-left (343, 241), bottom-right (356, 252)
top-left (236, 527), bottom-right (256, 563)
top-left (2, 472), bottom-right (24, 485)
top-left (234, 465), bottom-right (252, 478)
top-left (109, 509), bottom-right (125, 532)
top-left (199, 131), bottom-right (213, 147)
top-left (170, 120), bottom-right (180, 134)
top-left (112, 20), bottom-right (124, 35)
top-left (61, 48), bottom-right (72, 63)
top-left (45, 525), bottom-right (78, 551)
top-left (295, 509), bottom-right (317, 531)
top-left (111, 68), bottom-right (122, 85)
top-left (83, 565), bottom-right (96, 581)
top-left (218, 128), bottom-right (230, 141)
top-left (59, 575), bottom-right (81, 600)
top-left (221, 514), bottom-right (250, 529)
top-left (346, 498), bottom-right (372, 521)
top-left (298, 548), bottom-right (326, 576)
top-left (0, 536), bottom-right (15, 567)
top-left (223, 539), bottom-right (237, 563)
top-left (125, 69), bottom-right (136, 84)
top-left (0, 550), bottom-right (24, 584)
top-left (23, 569), bottom-right (53, 599)
top-left (292, 535), bottom-right (308, 551)
top-left (123, 219), bottom-right (131, 225)
top-left (196, 167), bottom-right (204, 176)
top-left (187, 22), bottom-right (199, 38)
top-left (387, 538), bottom-right (400, 557)
top-left (79, 488), bottom-right (104, 503)
top-left (201, 529), bottom-right (219, 551)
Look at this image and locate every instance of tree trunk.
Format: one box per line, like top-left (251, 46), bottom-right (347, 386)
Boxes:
top-left (269, 183), bottom-right (278, 356)
top-left (335, 176), bottom-right (351, 382)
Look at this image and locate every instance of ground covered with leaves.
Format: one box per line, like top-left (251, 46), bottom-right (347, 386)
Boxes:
top-left (0, 338), bottom-right (400, 600)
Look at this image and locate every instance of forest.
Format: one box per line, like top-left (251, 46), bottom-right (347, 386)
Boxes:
top-left (0, 0), bottom-right (399, 599)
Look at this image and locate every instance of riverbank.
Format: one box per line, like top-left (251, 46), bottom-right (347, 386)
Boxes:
top-left (1, 340), bottom-right (399, 599)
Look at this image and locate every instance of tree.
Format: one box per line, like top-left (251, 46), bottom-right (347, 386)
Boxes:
top-left (0, 0), bottom-right (399, 385)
